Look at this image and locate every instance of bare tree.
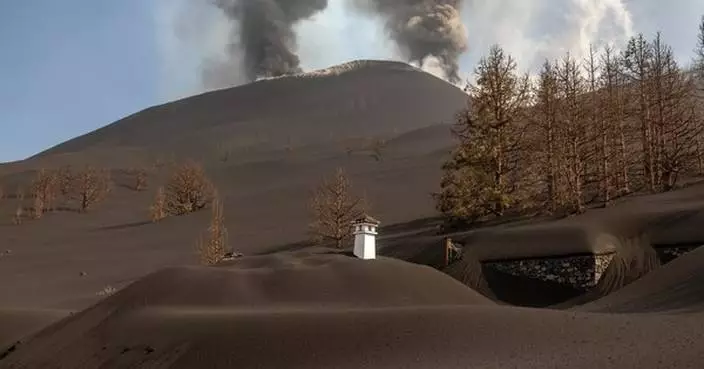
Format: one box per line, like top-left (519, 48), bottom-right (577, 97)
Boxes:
top-left (657, 55), bottom-right (700, 189)
top-left (533, 59), bottom-right (563, 213)
top-left (556, 52), bottom-right (589, 213)
top-left (601, 45), bottom-right (631, 195)
top-left (30, 169), bottom-right (59, 219)
top-left (196, 197), bottom-right (228, 265)
top-left (13, 187), bottom-right (24, 225)
top-left (150, 186), bottom-right (167, 222)
top-left (128, 168), bottom-right (147, 191)
top-left (309, 168), bottom-right (364, 248)
top-left (695, 15), bottom-right (704, 84)
top-left (584, 44), bottom-right (613, 205)
top-left (164, 160), bottom-right (215, 216)
top-left (622, 34), bottom-right (656, 192)
top-left (72, 166), bottom-right (111, 212)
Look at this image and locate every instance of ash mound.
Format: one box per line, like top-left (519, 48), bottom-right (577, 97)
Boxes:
top-left (1, 252), bottom-right (492, 368)
top-left (579, 245), bottom-right (704, 313)
top-left (6, 252), bottom-right (704, 369)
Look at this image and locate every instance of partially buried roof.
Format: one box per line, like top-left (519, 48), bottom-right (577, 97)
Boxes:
top-left (353, 214), bottom-right (380, 225)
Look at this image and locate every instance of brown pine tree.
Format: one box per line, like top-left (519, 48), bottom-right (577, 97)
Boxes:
top-left (533, 59), bottom-right (563, 213)
top-left (695, 15), bottom-right (704, 85)
top-left (72, 166), bottom-right (111, 212)
top-left (196, 197), bottom-right (228, 265)
top-left (13, 187), bottom-right (25, 225)
top-left (438, 45), bottom-right (531, 222)
top-left (309, 168), bottom-right (364, 248)
top-left (164, 160), bottom-right (215, 216)
top-left (150, 186), bottom-right (167, 222)
top-left (601, 45), bottom-right (631, 195)
top-left (556, 52), bottom-right (588, 213)
top-left (30, 169), bottom-right (59, 219)
top-left (622, 33), bottom-right (656, 192)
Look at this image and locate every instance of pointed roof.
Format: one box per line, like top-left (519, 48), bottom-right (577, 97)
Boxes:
top-left (353, 214), bottom-right (380, 225)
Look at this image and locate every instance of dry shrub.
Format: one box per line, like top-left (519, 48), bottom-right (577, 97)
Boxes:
top-left (13, 187), bottom-right (24, 225)
top-left (72, 166), bottom-right (111, 212)
top-left (30, 169), bottom-right (59, 219)
top-left (129, 168), bottom-right (148, 191)
top-left (150, 186), bottom-right (167, 222)
top-left (164, 160), bottom-right (215, 216)
top-left (196, 197), bottom-right (228, 265)
top-left (56, 166), bottom-right (74, 197)
top-left (308, 168), bottom-right (364, 248)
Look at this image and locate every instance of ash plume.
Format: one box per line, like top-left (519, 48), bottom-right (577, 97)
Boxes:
top-left (211, 0), bottom-right (328, 82)
top-left (351, 0), bottom-right (468, 83)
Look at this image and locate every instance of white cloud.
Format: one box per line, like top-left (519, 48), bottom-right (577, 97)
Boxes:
top-left (460, 0), bottom-right (634, 75)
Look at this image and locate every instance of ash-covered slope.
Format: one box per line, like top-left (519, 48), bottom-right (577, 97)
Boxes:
top-left (5, 252), bottom-right (704, 369)
top-left (35, 60), bottom-right (466, 159)
top-left (0, 60), bottom-right (467, 310)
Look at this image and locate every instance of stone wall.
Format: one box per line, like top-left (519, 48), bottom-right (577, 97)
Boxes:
top-left (484, 253), bottom-right (615, 290)
top-left (656, 246), bottom-right (699, 264)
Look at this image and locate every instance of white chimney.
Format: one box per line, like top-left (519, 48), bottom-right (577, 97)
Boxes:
top-left (352, 215), bottom-right (380, 260)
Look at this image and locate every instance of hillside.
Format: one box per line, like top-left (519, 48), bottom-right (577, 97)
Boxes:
top-left (0, 60), bottom-right (467, 310)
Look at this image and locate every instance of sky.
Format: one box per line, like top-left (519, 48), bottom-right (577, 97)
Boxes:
top-left (1, 1), bottom-right (703, 163)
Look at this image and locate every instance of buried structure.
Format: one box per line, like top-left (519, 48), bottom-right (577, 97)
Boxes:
top-left (441, 224), bottom-right (704, 306)
top-left (353, 215), bottom-right (380, 260)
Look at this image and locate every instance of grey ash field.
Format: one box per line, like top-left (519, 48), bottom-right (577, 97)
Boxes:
top-left (2, 60), bottom-right (704, 368)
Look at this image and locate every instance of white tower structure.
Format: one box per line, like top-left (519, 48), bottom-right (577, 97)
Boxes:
top-left (352, 215), bottom-right (380, 260)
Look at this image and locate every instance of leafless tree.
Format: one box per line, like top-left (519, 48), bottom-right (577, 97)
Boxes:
top-left (309, 168), bottom-right (364, 248)
top-left (695, 15), bottom-right (704, 85)
top-left (556, 52), bottom-right (589, 213)
top-left (150, 186), bottom-right (168, 222)
top-left (30, 169), bottom-right (59, 218)
top-left (13, 187), bottom-right (24, 225)
top-left (72, 166), bottom-right (111, 212)
top-left (196, 197), bottom-right (228, 265)
top-left (622, 33), bottom-right (656, 192)
top-left (601, 45), bottom-right (631, 195)
top-left (164, 160), bottom-right (215, 216)
top-left (533, 59), bottom-right (564, 212)
top-left (128, 168), bottom-right (148, 191)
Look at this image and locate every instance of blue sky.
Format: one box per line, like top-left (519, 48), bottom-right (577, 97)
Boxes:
top-left (1, 1), bottom-right (704, 163)
top-left (0, 1), bottom-right (157, 162)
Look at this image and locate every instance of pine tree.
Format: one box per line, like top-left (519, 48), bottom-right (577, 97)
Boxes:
top-left (437, 45), bottom-right (531, 222)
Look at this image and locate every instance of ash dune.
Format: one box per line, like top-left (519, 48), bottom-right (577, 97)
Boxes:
top-left (580, 245), bottom-right (704, 313)
top-left (4, 253), bottom-right (704, 369)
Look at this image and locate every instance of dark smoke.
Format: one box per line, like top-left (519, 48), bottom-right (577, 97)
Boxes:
top-left (211, 0), bottom-right (328, 82)
top-left (351, 0), bottom-right (468, 83)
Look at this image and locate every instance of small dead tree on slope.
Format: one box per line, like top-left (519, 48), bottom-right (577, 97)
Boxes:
top-left (309, 168), bottom-right (364, 248)
top-left (196, 196), bottom-right (228, 266)
top-left (164, 160), bottom-right (215, 216)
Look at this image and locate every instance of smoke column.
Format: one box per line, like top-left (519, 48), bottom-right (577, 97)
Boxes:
top-left (211, 0), bottom-right (328, 82)
top-left (350, 0), bottom-right (468, 83)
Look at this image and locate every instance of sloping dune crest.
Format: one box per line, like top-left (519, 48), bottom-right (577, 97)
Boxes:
top-left (3, 252), bottom-right (704, 369)
top-left (579, 246), bottom-right (704, 313)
